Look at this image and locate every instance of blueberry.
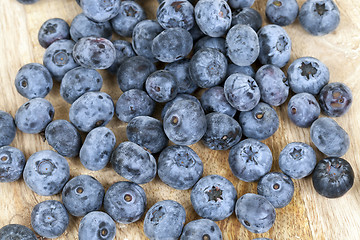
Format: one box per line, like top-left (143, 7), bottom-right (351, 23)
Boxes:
top-left (104, 181), bottom-right (147, 224)
top-left (69, 91), bottom-right (114, 132)
top-left (31, 200), bottom-right (69, 238)
top-left (111, 141), bottom-right (157, 184)
top-left (45, 119), bottom-right (82, 157)
top-left (180, 219), bottom-right (223, 240)
top-left (143, 200), bottom-right (186, 240)
top-left (15, 63), bottom-right (53, 99)
top-left (0, 224), bottom-right (37, 240)
top-left (319, 82), bottom-right (352, 117)
top-left (0, 146), bottom-right (25, 182)
top-left (164, 59), bottom-right (198, 94)
top-left (235, 193), bottom-right (276, 233)
top-left (279, 142), bottom-right (317, 179)
top-left (255, 64), bottom-right (289, 106)
top-left (158, 145), bottom-right (203, 190)
top-left (226, 24), bottom-right (259, 66)
top-left (200, 86), bottom-right (237, 117)
top-left (228, 0), bottom-right (255, 9)
top-left (194, 36), bottom-right (226, 54)
top-left (0, 111), bottom-right (16, 147)
top-left (38, 18), bottom-right (70, 48)
top-left (287, 93), bottom-right (320, 128)
top-left (116, 55), bottom-right (156, 92)
top-left (258, 24), bottom-right (291, 68)
top-left (202, 112), bottom-right (242, 150)
top-left (228, 139), bottom-right (273, 182)
top-left (310, 117), bottom-right (350, 157)
top-left (257, 172), bottom-right (294, 208)
top-left (266, 0), bottom-right (299, 26)
top-left (239, 102), bottom-right (279, 140)
top-left (111, 1), bottom-right (146, 37)
top-left (70, 13), bottom-right (112, 42)
top-left (189, 48), bottom-right (228, 88)
top-left (157, 0), bottom-right (195, 31)
top-left (73, 37), bottom-right (116, 69)
top-left (43, 39), bottom-right (79, 81)
top-left (23, 150), bottom-right (70, 196)
top-left (60, 66), bottom-right (103, 104)
top-left (145, 70), bottom-right (178, 103)
top-left (80, 127), bottom-right (116, 171)
top-left (227, 63), bottom-right (255, 78)
top-left (232, 7), bottom-right (262, 32)
top-left (191, 174), bottom-right (237, 221)
top-left (224, 73), bottom-right (260, 112)
top-left (163, 99), bottom-right (207, 146)
top-left (161, 94), bottom-right (201, 120)
top-left (107, 40), bottom-right (136, 75)
top-left (78, 211), bottom-right (116, 240)
top-left (16, 0), bottom-right (39, 4)
top-left (287, 57), bottom-right (330, 95)
top-left (299, 0), bottom-right (340, 36)
top-left (15, 98), bottom-right (54, 134)
top-left (80, 0), bottom-right (121, 23)
top-left (195, 0), bottom-right (232, 37)
top-left (312, 157), bottom-right (354, 198)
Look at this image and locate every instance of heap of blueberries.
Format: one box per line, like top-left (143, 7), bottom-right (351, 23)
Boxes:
top-left (0, 0), bottom-right (354, 239)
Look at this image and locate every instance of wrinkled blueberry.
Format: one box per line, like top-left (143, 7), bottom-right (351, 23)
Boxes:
top-left (266, 0), bottom-right (299, 26)
top-left (164, 59), bottom-right (198, 94)
top-left (107, 40), bottom-right (136, 75)
top-left (0, 146), bottom-right (25, 182)
top-left (0, 224), bottom-right (37, 240)
top-left (232, 7), bottom-right (262, 32)
top-left (0, 111), bottom-right (16, 147)
top-left (78, 211), bottom-right (116, 240)
top-left (38, 18), bottom-right (70, 48)
top-left (319, 82), bottom-right (352, 117)
top-left (180, 219), bottom-right (223, 240)
top-left (157, 0), bottom-right (194, 31)
top-left (145, 70), bottom-right (178, 103)
top-left (80, 0), bottom-right (121, 23)
top-left (200, 86), bottom-right (237, 117)
top-left (287, 93), bottom-right (320, 128)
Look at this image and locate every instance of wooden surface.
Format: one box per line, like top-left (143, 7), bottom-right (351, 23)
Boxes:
top-left (1, 0), bottom-right (360, 239)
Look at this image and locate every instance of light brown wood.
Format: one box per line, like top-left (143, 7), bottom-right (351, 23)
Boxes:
top-left (1, 0), bottom-right (360, 239)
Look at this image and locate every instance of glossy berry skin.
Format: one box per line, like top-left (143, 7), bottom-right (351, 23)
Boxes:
top-left (258, 24), bottom-right (291, 68)
top-left (191, 175), bottom-right (237, 221)
top-left (195, 0), bottom-right (232, 37)
top-left (287, 57), bottom-right (329, 95)
top-left (224, 73), bottom-right (260, 112)
top-left (266, 0), bottom-right (299, 26)
top-left (202, 112), bottom-right (242, 150)
top-left (111, 141), bottom-right (157, 184)
top-left (163, 99), bottom-right (207, 146)
top-left (164, 59), bottom-right (198, 94)
top-left (23, 150), bottom-right (70, 196)
top-left (78, 211), bottom-right (116, 240)
top-left (232, 7), bottom-right (262, 32)
top-left (73, 37), bottom-right (116, 69)
top-left (80, 127), bottom-right (116, 171)
top-left (111, 1), bottom-right (146, 37)
top-left (287, 93), bottom-right (320, 128)
top-left (60, 66), bottom-right (103, 104)
top-left (158, 145), bottom-right (203, 190)
top-left (80, 0), bottom-right (121, 23)
top-left (235, 193), bottom-right (276, 234)
top-left (229, 139), bottom-right (273, 182)
top-left (180, 219), bottom-right (223, 240)
top-left (310, 117), bottom-right (350, 157)
top-left (239, 102), bottom-right (279, 140)
top-left (257, 172), bottom-right (294, 208)
top-left (116, 56), bottom-right (156, 92)
top-left (43, 39), bottom-right (79, 81)
top-left (0, 111), bottom-right (16, 147)
top-left (38, 18), bottom-right (70, 48)
top-left (45, 120), bottom-right (82, 157)
top-left (145, 70), bottom-right (178, 103)
top-left (31, 200), bottom-right (69, 239)
top-left (157, 0), bottom-right (194, 31)
top-left (69, 91), bottom-right (114, 132)
top-left (0, 224), bottom-right (37, 240)
top-left (299, 0), bottom-right (340, 36)
top-left (62, 175), bottom-right (104, 217)
top-left (70, 13), bottom-right (112, 42)
top-left (15, 98), bottom-right (54, 134)
top-left (144, 200), bottom-right (186, 240)
top-left (228, 0), bottom-right (255, 9)
top-left (200, 86), bottom-right (237, 117)
top-left (194, 36), bottom-right (226, 54)
top-left (107, 40), bottom-right (136, 75)
top-left (0, 146), bottom-right (25, 182)
top-left (255, 64), bottom-right (289, 106)
top-left (104, 181), bottom-right (147, 224)
top-left (319, 82), bottom-right (352, 117)
top-left (127, 116), bottom-right (168, 153)
top-left (227, 63), bottom-right (255, 78)
top-left (226, 24), bottom-right (259, 67)
top-left (15, 63), bottom-right (53, 99)
top-left (279, 142), bottom-right (317, 179)
top-left (161, 94), bottom-right (201, 120)
top-left (189, 48), bottom-right (228, 88)
top-left (312, 157), bottom-right (354, 198)
top-left (115, 89), bottom-right (155, 123)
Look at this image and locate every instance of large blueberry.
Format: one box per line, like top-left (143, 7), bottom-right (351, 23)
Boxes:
top-left (161, 94), bottom-right (201, 120)
top-left (157, 0), bottom-right (194, 31)
top-left (38, 18), bottom-right (70, 48)
top-left (80, 0), bottom-right (121, 23)
top-left (0, 224), bottom-right (37, 240)
top-left (319, 82), bottom-right (352, 117)
top-left (78, 211), bottom-right (116, 240)
top-left (287, 93), bottom-right (320, 128)
top-left (232, 7), bottom-right (262, 32)
top-left (145, 70), bottom-right (178, 103)
top-left (266, 0), bottom-right (299, 26)
top-left (0, 146), bottom-right (25, 182)
top-left (180, 219), bottom-right (222, 240)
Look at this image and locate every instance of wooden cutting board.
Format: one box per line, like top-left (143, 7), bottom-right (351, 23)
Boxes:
top-left (1, 0), bottom-right (359, 239)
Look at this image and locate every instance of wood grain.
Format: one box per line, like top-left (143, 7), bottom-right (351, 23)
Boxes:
top-left (1, 0), bottom-right (360, 239)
